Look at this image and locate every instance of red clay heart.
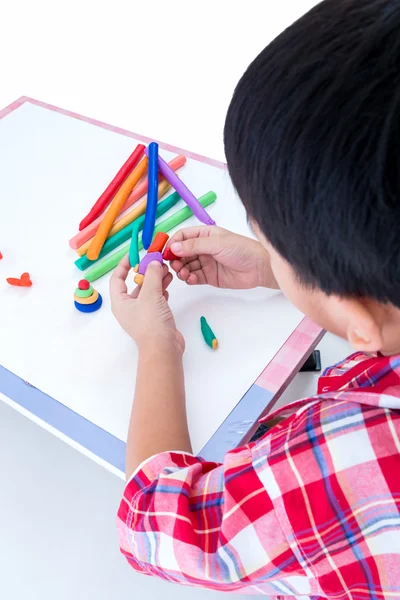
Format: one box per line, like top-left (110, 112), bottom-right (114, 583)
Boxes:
top-left (6, 272), bottom-right (32, 287)
top-left (20, 273), bottom-right (32, 287)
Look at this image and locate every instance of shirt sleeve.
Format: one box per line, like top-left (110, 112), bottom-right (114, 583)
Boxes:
top-left (117, 445), bottom-right (297, 591)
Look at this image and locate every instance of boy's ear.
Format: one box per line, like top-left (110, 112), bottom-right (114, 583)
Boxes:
top-left (333, 297), bottom-right (384, 353)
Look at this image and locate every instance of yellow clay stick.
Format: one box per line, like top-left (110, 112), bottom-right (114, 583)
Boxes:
top-left (86, 157), bottom-right (148, 260)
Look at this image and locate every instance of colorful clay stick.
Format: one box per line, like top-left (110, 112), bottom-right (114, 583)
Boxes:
top-left (145, 149), bottom-right (216, 226)
top-left (76, 179), bottom-right (171, 256)
top-left (163, 246), bottom-right (179, 261)
top-left (142, 143), bottom-right (159, 250)
top-left (73, 289), bottom-right (99, 304)
top-left (147, 232), bottom-right (169, 253)
top-left (74, 286), bottom-right (94, 298)
top-left (78, 279), bottom-right (90, 290)
top-left (77, 192), bottom-right (180, 271)
top-left (0, 252), bottom-right (3, 259)
top-left (200, 316), bottom-right (218, 350)
top-left (128, 221), bottom-right (142, 269)
top-left (74, 294), bottom-right (103, 313)
top-left (86, 157), bottom-right (148, 260)
top-left (138, 252), bottom-right (163, 275)
top-left (84, 191), bottom-right (217, 282)
top-left (79, 144), bottom-right (145, 231)
top-left (69, 155), bottom-right (186, 250)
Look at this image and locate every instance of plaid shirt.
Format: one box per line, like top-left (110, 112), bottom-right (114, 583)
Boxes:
top-left (117, 352), bottom-right (400, 598)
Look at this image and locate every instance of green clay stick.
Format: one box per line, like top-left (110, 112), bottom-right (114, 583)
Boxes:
top-left (128, 220), bottom-right (141, 268)
top-left (75, 191), bottom-right (180, 271)
top-left (200, 316), bottom-right (218, 350)
top-left (84, 191), bottom-right (216, 282)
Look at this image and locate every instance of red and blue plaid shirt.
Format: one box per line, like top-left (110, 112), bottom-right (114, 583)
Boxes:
top-left (117, 352), bottom-right (400, 598)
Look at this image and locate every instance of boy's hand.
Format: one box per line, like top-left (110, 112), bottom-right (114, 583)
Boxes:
top-left (110, 255), bottom-right (184, 354)
top-left (168, 226), bottom-right (279, 290)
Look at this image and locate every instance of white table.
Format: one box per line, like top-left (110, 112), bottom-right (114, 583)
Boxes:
top-left (0, 97), bottom-right (323, 478)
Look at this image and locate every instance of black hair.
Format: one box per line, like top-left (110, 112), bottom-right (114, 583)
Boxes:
top-left (224, 0), bottom-right (400, 307)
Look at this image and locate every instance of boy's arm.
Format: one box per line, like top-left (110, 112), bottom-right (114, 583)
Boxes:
top-left (117, 441), bottom-right (295, 588)
top-left (126, 338), bottom-right (191, 478)
top-left (109, 255), bottom-right (191, 479)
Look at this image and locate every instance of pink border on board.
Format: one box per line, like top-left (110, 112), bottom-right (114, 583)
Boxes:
top-left (256, 318), bottom-right (324, 394)
top-left (0, 96), bottom-right (324, 401)
top-left (0, 96), bottom-right (227, 171)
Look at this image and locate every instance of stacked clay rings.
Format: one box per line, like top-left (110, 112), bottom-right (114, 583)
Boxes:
top-left (74, 279), bottom-right (102, 313)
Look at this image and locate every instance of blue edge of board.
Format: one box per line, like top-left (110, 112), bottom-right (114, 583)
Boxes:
top-left (0, 365), bottom-right (273, 473)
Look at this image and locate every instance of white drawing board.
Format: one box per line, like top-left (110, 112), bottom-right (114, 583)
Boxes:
top-left (0, 101), bottom-right (304, 455)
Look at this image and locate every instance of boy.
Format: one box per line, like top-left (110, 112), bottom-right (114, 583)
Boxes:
top-left (112, 0), bottom-right (400, 596)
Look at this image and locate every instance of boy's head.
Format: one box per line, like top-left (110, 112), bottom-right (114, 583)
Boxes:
top-left (224, 0), bottom-right (400, 355)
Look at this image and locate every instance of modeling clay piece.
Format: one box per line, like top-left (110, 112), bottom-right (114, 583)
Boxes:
top-left (74, 282), bottom-right (102, 313)
top-left (78, 192), bottom-right (180, 271)
top-left (145, 148), bottom-right (216, 226)
top-left (74, 289), bottom-right (99, 305)
top-left (134, 252), bottom-right (163, 287)
top-left (0, 252), bottom-right (3, 259)
top-left (79, 144), bottom-right (145, 231)
top-left (200, 316), bottom-right (218, 350)
top-left (138, 252), bottom-right (163, 275)
top-left (6, 273), bottom-right (32, 287)
top-left (76, 179), bottom-right (172, 257)
top-left (134, 274), bottom-right (144, 286)
top-left (85, 191), bottom-right (217, 282)
top-left (163, 247), bottom-right (179, 261)
top-left (86, 156), bottom-right (148, 260)
top-left (69, 155), bottom-right (186, 251)
top-left (78, 279), bottom-right (90, 290)
top-left (74, 295), bottom-right (103, 313)
top-left (6, 278), bottom-right (22, 286)
top-left (74, 286), bottom-right (94, 298)
top-left (142, 142), bottom-right (159, 250)
top-left (147, 232), bottom-right (169, 253)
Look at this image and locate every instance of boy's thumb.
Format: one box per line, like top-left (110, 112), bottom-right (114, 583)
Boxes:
top-left (170, 237), bottom-right (216, 258)
top-left (141, 261), bottom-right (163, 296)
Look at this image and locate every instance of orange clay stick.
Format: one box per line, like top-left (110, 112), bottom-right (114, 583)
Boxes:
top-left (76, 179), bottom-right (171, 257)
top-left (69, 155), bottom-right (186, 250)
top-left (147, 232), bottom-right (169, 253)
top-left (86, 157), bottom-right (148, 260)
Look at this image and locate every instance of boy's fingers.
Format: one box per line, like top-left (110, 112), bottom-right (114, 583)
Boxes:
top-left (170, 235), bottom-right (220, 259)
top-left (131, 285), bottom-right (141, 299)
top-left (169, 225), bottom-right (221, 245)
top-left (110, 254), bottom-right (131, 297)
top-left (131, 266), bottom-right (172, 298)
top-left (168, 227), bottom-right (206, 244)
top-left (140, 261), bottom-right (163, 298)
top-left (162, 272), bottom-right (173, 291)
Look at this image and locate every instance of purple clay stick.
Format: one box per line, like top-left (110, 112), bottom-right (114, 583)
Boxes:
top-left (144, 147), bottom-right (216, 226)
top-left (138, 252), bottom-right (164, 275)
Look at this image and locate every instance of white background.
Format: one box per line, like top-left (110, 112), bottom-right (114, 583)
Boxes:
top-left (0, 0), bottom-right (319, 162)
top-left (0, 1), bottom-right (352, 599)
